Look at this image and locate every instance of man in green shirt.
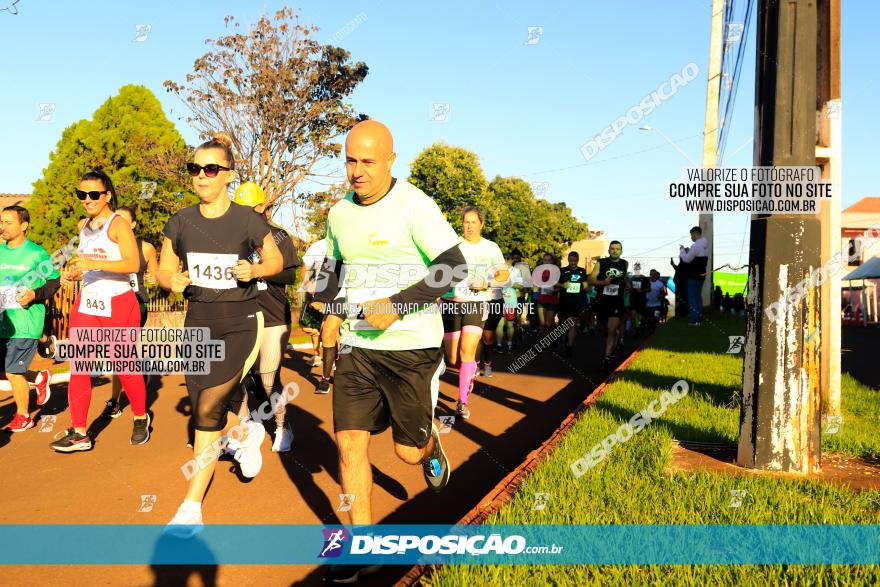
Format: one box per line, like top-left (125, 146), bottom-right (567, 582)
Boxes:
top-left (0, 206), bottom-right (59, 432)
top-left (318, 120), bottom-right (467, 584)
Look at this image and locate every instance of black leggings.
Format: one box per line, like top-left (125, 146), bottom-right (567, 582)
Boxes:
top-left (184, 301), bottom-right (263, 432)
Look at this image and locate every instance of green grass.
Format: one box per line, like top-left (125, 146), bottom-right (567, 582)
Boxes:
top-left (613, 317), bottom-right (880, 460)
top-left (824, 374), bottom-right (880, 461)
top-left (425, 314), bottom-right (880, 586)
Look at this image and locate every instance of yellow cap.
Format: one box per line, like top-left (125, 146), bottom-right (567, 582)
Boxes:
top-left (233, 182), bottom-right (265, 207)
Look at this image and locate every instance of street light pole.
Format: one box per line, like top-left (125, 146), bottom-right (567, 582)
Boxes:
top-left (698, 0), bottom-right (724, 309)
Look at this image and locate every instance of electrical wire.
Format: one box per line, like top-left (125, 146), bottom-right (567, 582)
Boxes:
top-left (717, 0), bottom-right (756, 162)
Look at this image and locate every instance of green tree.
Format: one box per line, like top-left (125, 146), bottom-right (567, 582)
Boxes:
top-left (27, 84), bottom-right (192, 251)
top-left (302, 183), bottom-right (349, 240)
top-left (482, 175), bottom-right (587, 264)
top-left (534, 199), bottom-right (588, 259)
top-left (164, 7), bottom-right (368, 233)
top-left (408, 142), bottom-right (488, 232)
top-left (481, 176), bottom-right (539, 254)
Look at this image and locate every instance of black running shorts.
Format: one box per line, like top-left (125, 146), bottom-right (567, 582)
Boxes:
top-left (596, 297), bottom-right (625, 321)
top-left (184, 300), bottom-right (261, 432)
top-left (557, 303), bottom-right (582, 322)
top-left (482, 300), bottom-right (504, 331)
top-left (333, 346), bottom-right (443, 448)
top-left (440, 299), bottom-right (487, 333)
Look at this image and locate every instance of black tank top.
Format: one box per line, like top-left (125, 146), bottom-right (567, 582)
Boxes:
top-left (162, 202), bottom-right (271, 304)
top-left (597, 257), bottom-right (628, 299)
top-left (255, 224), bottom-right (300, 326)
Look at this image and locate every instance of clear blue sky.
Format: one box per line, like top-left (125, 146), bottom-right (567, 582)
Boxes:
top-left (1, 0), bottom-right (876, 271)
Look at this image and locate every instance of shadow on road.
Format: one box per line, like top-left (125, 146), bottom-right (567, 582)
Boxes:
top-left (149, 532), bottom-right (218, 587)
top-left (293, 328), bottom-right (648, 586)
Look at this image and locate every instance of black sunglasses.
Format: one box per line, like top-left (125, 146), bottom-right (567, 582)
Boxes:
top-left (186, 163), bottom-right (231, 178)
top-left (76, 190), bottom-right (107, 201)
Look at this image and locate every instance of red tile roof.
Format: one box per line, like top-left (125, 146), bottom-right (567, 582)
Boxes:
top-left (844, 197), bottom-right (880, 214)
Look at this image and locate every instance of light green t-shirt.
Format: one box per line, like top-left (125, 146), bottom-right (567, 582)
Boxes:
top-left (326, 179), bottom-right (461, 350)
top-left (0, 239), bottom-right (59, 339)
top-left (447, 238), bottom-right (506, 302)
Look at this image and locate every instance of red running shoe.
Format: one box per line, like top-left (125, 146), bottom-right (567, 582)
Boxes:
top-left (3, 414), bottom-right (34, 433)
top-left (34, 370), bottom-right (51, 406)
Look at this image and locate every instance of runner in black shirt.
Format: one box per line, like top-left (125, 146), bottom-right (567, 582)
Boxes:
top-left (231, 182), bottom-right (301, 453)
top-left (589, 240), bottom-right (630, 372)
top-left (160, 133), bottom-right (283, 535)
top-left (555, 251), bottom-right (589, 358)
top-left (628, 268), bottom-right (651, 335)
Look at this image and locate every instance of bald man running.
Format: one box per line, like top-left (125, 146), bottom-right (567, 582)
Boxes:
top-left (317, 120), bottom-right (466, 584)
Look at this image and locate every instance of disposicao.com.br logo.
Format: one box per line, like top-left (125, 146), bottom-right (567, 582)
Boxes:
top-left (350, 533), bottom-right (529, 556)
top-left (319, 529), bottom-right (561, 557)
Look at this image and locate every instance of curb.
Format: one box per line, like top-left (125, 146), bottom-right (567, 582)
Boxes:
top-left (395, 332), bottom-right (657, 586)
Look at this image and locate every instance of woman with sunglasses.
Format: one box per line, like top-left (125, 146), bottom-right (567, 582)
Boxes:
top-left (50, 171), bottom-right (150, 452)
top-left (159, 133), bottom-right (282, 533)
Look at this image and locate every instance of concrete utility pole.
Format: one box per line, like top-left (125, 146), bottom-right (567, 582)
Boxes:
top-left (816, 0), bottom-right (841, 417)
top-left (737, 0), bottom-right (822, 473)
top-left (699, 0), bottom-right (724, 307)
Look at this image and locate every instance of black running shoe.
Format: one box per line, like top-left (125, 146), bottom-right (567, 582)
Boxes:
top-left (600, 357), bottom-right (612, 373)
top-left (422, 423), bottom-right (450, 492)
top-left (37, 335), bottom-right (58, 359)
top-left (315, 379), bottom-right (331, 394)
top-left (101, 399), bottom-right (123, 419)
top-left (50, 428), bottom-right (92, 452)
top-left (131, 413), bottom-right (151, 445)
top-left (324, 564), bottom-right (381, 584)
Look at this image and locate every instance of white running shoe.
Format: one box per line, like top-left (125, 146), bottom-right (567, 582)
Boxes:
top-left (272, 426), bottom-right (293, 453)
top-left (234, 420), bottom-right (265, 478)
top-left (224, 434), bottom-right (241, 455)
top-left (164, 503), bottom-right (204, 538)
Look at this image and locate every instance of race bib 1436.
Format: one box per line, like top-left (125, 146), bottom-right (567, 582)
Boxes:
top-left (187, 253), bottom-right (238, 290)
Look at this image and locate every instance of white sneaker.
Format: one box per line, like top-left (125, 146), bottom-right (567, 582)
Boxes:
top-left (224, 433), bottom-right (241, 455)
top-left (272, 426), bottom-right (293, 453)
top-left (234, 420), bottom-right (265, 478)
top-left (164, 503), bottom-right (204, 538)
top-left (308, 355), bottom-right (323, 367)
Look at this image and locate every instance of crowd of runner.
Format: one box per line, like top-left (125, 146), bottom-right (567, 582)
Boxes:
top-left (0, 121), bottom-right (678, 583)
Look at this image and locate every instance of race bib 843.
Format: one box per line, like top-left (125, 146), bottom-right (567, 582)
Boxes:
top-left (80, 289), bottom-right (111, 317)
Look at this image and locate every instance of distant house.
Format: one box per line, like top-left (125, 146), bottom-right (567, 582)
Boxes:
top-left (841, 196), bottom-right (880, 267)
top-left (0, 193), bottom-right (30, 209)
top-left (564, 230), bottom-right (608, 273)
top-left (841, 197), bottom-right (880, 325)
